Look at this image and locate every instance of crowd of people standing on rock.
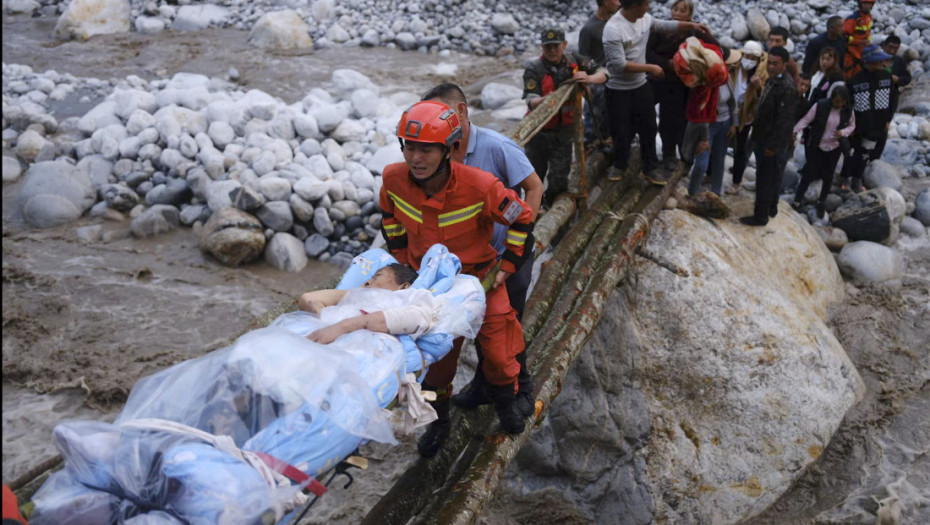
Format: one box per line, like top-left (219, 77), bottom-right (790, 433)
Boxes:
top-left (521, 0), bottom-right (910, 227)
top-left (343, 0), bottom-right (914, 457)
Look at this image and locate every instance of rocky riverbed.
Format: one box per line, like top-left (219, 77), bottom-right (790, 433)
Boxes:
top-left (3, 1), bottom-right (930, 523)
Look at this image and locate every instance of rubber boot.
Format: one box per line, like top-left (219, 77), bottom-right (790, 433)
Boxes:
top-left (487, 383), bottom-right (526, 434)
top-left (417, 399), bottom-right (450, 458)
top-left (515, 350), bottom-right (535, 418)
top-left (451, 380), bottom-right (492, 409)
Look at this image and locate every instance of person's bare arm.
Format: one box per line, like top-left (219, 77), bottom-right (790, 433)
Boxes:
top-left (307, 312), bottom-right (389, 344)
top-left (517, 173), bottom-right (543, 220)
top-left (299, 289), bottom-right (348, 315)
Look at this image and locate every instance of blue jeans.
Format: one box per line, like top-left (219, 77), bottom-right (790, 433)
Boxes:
top-left (689, 119), bottom-right (731, 196)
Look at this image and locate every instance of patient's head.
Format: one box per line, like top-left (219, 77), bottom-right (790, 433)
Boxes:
top-left (363, 264), bottom-right (417, 291)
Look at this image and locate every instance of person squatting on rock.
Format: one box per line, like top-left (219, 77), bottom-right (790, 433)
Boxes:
top-left (792, 84), bottom-right (856, 218)
top-left (802, 15), bottom-right (847, 78)
top-left (726, 40), bottom-right (767, 195)
top-left (844, 43), bottom-right (895, 193)
top-left (740, 46), bottom-right (797, 227)
top-left (379, 101), bottom-right (536, 456)
top-left (523, 27), bottom-right (607, 208)
top-left (578, 0), bottom-right (620, 146)
top-left (843, 0), bottom-right (875, 79)
top-left (420, 82), bottom-right (541, 444)
top-left (602, 0), bottom-right (710, 186)
top-left (645, 0), bottom-right (698, 170)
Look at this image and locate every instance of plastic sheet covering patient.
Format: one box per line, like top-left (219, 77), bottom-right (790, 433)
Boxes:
top-left (29, 244), bottom-right (486, 525)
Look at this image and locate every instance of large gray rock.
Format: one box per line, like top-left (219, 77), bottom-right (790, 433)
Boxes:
top-left (264, 232), bottom-right (308, 272)
top-left (831, 188), bottom-right (905, 244)
top-left (481, 82), bottom-right (523, 110)
top-left (14, 129), bottom-right (52, 163)
top-left (731, 14), bottom-right (750, 41)
top-left (914, 188), bottom-right (930, 226)
top-left (879, 138), bottom-right (919, 166)
top-left (248, 9), bottom-right (313, 51)
top-left (836, 241), bottom-right (905, 284)
top-left (3, 156), bottom-right (23, 182)
top-left (172, 4), bottom-right (229, 31)
top-left (491, 13), bottom-right (519, 35)
top-left (863, 160), bottom-right (903, 191)
top-left (516, 209), bottom-right (863, 525)
top-left (255, 201), bottom-right (294, 232)
top-left (102, 183), bottom-right (140, 211)
top-left (199, 207), bottom-right (266, 266)
top-left (18, 161), bottom-right (96, 228)
top-left (130, 204), bottom-right (180, 238)
top-left (312, 207), bottom-right (334, 237)
top-left (746, 7), bottom-right (771, 41)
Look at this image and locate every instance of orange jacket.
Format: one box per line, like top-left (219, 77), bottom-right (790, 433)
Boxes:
top-left (844, 11), bottom-right (872, 57)
top-left (379, 161), bottom-right (533, 275)
top-left (2, 484), bottom-right (27, 525)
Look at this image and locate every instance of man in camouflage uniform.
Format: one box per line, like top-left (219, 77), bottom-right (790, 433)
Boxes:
top-left (523, 27), bottom-right (607, 207)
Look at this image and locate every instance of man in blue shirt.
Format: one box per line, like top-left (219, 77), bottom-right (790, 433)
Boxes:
top-left (416, 83), bottom-right (542, 456)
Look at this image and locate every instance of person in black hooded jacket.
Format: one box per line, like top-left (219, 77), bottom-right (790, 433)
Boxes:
top-left (740, 46), bottom-right (797, 227)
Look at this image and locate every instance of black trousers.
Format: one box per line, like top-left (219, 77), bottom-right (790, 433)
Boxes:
top-left (753, 144), bottom-right (784, 222)
top-left (652, 79), bottom-right (688, 160)
top-left (606, 84), bottom-right (659, 172)
top-left (795, 147), bottom-right (842, 203)
top-left (732, 124), bottom-right (753, 185)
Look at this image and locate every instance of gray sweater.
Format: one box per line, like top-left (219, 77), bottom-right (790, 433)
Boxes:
top-left (603, 13), bottom-right (678, 91)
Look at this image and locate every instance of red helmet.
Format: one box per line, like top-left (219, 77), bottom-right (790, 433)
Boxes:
top-left (397, 100), bottom-right (463, 147)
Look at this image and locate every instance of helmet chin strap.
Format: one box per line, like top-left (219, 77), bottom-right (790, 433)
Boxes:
top-left (409, 148), bottom-right (452, 186)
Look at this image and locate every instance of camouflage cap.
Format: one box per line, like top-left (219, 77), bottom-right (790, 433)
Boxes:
top-left (540, 27), bottom-right (565, 45)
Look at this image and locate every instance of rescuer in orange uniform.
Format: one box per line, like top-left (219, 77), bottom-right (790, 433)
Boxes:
top-left (843, 0), bottom-right (874, 79)
top-left (379, 100), bottom-right (535, 456)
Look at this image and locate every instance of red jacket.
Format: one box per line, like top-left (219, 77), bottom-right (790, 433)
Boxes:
top-left (682, 42), bottom-right (728, 124)
top-left (379, 161), bottom-right (534, 275)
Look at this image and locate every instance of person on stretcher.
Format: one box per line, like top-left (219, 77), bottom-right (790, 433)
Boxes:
top-left (298, 263), bottom-right (442, 345)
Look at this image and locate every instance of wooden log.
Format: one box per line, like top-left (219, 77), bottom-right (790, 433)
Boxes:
top-left (508, 83), bottom-right (577, 148)
top-left (412, 171), bottom-right (685, 525)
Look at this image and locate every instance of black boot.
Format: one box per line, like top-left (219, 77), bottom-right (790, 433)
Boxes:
top-left (515, 350), bottom-right (535, 418)
top-left (451, 381), bottom-right (492, 409)
top-left (417, 399), bottom-right (450, 458)
top-left (487, 384), bottom-right (526, 434)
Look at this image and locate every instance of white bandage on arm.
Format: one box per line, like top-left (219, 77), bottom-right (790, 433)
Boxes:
top-left (382, 303), bottom-right (438, 338)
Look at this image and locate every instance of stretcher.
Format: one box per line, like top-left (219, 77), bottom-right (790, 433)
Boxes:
top-left (29, 244), bottom-right (486, 525)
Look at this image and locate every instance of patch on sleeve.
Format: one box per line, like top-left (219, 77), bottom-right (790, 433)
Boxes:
top-left (525, 78), bottom-right (537, 91)
top-left (501, 199), bottom-right (524, 223)
top-left (498, 197), bottom-right (510, 212)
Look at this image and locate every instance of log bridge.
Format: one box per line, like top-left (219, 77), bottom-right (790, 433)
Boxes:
top-left (11, 84), bottom-right (686, 525)
top-left (304, 83), bottom-right (687, 524)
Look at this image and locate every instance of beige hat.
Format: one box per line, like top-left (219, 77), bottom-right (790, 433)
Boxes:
top-left (725, 49), bottom-right (743, 65)
top-left (741, 40), bottom-right (763, 57)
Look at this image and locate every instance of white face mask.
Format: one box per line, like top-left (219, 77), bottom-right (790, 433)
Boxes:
top-left (741, 57), bottom-right (758, 70)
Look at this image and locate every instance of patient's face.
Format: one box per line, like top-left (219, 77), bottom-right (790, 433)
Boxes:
top-left (363, 268), bottom-right (405, 291)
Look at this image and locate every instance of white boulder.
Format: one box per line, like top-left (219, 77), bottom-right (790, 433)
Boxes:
top-left (837, 241), bottom-right (906, 284)
top-left (55, 0), bottom-right (130, 40)
top-left (248, 9), bottom-right (314, 51)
